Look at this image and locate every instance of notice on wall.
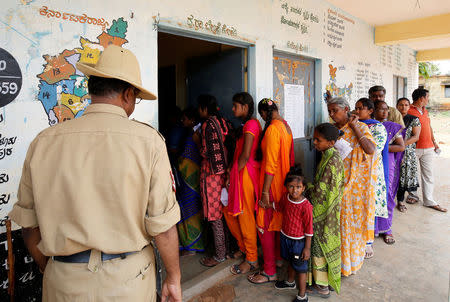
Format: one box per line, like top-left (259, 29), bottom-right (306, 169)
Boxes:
top-left (324, 9), bottom-right (354, 49)
top-left (284, 84), bottom-right (305, 139)
top-left (354, 61), bottom-right (383, 100)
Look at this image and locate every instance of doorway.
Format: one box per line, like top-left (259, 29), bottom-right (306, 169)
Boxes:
top-left (157, 32), bottom-right (248, 131)
top-left (273, 53), bottom-right (316, 181)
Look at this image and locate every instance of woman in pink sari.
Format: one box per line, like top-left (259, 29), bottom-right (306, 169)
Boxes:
top-left (224, 92), bottom-right (261, 275)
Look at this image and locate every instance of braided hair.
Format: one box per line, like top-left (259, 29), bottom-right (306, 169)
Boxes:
top-left (232, 92), bottom-right (255, 139)
top-left (256, 98), bottom-right (278, 161)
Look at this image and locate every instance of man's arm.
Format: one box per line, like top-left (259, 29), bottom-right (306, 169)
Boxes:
top-left (155, 225), bottom-right (182, 302)
top-left (22, 227), bottom-right (48, 272)
top-left (430, 126), bottom-right (440, 152)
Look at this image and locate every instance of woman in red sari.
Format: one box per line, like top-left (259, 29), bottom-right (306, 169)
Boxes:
top-left (248, 98), bottom-right (294, 284)
top-left (224, 92), bottom-right (262, 274)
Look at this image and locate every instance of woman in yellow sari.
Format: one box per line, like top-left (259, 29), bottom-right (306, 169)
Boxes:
top-left (327, 97), bottom-right (377, 276)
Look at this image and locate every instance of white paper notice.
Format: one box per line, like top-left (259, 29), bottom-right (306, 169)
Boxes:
top-left (334, 138), bottom-right (353, 160)
top-left (284, 84), bottom-right (305, 138)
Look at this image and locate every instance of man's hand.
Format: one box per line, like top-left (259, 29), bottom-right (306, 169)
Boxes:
top-left (161, 275), bottom-right (182, 302)
top-left (22, 227), bottom-right (48, 273)
top-left (155, 225), bottom-right (182, 302)
top-left (433, 141), bottom-right (440, 153)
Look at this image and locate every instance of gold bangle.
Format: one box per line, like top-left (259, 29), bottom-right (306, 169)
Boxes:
top-left (358, 136), bottom-right (366, 143)
top-left (262, 192), bottom-right (270, 195)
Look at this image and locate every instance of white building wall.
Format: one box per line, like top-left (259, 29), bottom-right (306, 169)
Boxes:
top-left (0, 0), bottom-right (418, 231)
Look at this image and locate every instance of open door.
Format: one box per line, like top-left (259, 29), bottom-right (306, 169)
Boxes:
top-left (273, 53), bottom-right (316, 181)
top-left (186, 48), bottom-right (246, 127)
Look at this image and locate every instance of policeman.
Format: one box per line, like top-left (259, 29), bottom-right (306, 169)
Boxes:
top-left (9, 45), bottom-right (182, 302)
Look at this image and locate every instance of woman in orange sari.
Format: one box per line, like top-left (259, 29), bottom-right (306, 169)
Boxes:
top-left (327, 97), bottom-right (377, 277)
top-left (224, 92), bottom-right (261, 275)
top-left (247, 98), bottom-right (294, 284)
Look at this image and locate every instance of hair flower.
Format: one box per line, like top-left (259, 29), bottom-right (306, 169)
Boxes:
top-left (268, 100), bottom-right (273, 106)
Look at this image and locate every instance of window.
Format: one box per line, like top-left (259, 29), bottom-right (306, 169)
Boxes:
top-left (393, 75), bottom-right (408, 101)
top-left (445, 85), bottom-right (450, 98)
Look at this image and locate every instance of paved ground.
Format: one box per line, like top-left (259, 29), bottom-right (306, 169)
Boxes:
top-left (183, 111), bottom-right (450, 302)
top-left (221, 112), bottom-right (450, 302)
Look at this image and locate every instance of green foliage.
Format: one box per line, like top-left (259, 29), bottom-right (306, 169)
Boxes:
top-left (419, 62), bottom-right (440, 79)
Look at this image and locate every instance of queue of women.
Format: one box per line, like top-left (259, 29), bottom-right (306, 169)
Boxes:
top-left (165, 86), bottom-right (438, 302)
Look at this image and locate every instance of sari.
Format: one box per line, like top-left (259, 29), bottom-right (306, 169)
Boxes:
top-left (338, 122), bottom-right (376, 276)
top-left (176, 133), bottom-right (205, 252)
top-left (307, 147), bottom-right (344, 293)
top-left (228, 119), bottom-right (261, 216)
top-left (256, 119), bottom-right (294, 232)
top-left (375, 121), bottom-right (404, 235)
top-left (200, 116), bottom-right (229, 221)
top-left (224, 119), bottom-right (261, 263)
top-left (397, 115), bottom-right (420, 202)
top-left (256, 119), bottom-right (294, 276)
top-left (200, 115), bottom-right (230, 261)
top-left (360, 119), bottom-right (388, 219)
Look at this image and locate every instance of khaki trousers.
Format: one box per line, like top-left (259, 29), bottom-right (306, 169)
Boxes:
top-left (43, 245), bottom-right (156, 302)
top-left (414, 148), bottom-right (438, 206)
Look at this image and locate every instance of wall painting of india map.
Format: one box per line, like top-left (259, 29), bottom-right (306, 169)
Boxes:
top-left (37, 17), bottom-right (128, 125)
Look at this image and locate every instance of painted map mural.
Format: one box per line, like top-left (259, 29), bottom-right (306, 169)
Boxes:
top-left (37, 18), bottom-right (128, 125)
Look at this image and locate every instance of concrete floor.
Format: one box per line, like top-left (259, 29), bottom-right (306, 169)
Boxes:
top-left (222, 155), bottom-right (450, 302)
top-left (182, 113), bottom-right (450, 301)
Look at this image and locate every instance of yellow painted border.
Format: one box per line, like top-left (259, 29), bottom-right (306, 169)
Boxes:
top-left (375, 13), bottom-right (450, 45)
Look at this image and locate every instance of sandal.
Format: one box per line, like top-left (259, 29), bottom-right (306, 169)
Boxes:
top-left (406, 196), bottom-right (418, 204)
top-left (364, 245), bottom-right (374, 259)
top-left (247, 271), bottom-right (277, 284)
top-left (382, 234), bottom-right (395, 245)
top-left (181, 250), bottom-right (196, 256)
top-left (426, 205), bottom-right (448, 212)
top-left (306, 284), bottom-right (331, 298)
top-left (199, 256), bottom-right (225, 267)
top-left (397, 201), bottom-right (407, 212)
top-left (230, 261), bottom-right (258, 275)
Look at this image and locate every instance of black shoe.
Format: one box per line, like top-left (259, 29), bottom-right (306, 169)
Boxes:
top-left (275, 280), bottom-right (296, 290)
top-left (293, 295), bottom-right (308, 302)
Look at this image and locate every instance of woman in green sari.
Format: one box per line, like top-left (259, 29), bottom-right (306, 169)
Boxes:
top-left (176, 108), bottom-right (206, 254)
top-left (307, 123), bottom-right (345, 297)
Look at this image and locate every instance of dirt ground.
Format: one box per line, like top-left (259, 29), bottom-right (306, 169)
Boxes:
top-left (430, 110), bottom-right (450, 158)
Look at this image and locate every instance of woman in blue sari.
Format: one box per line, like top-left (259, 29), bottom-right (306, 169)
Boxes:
top-left (354, 98), bottom-right (388, 258)
top-left (373, 101), bottom-right (405, 245)
top-left (176, 107), bottom-right (206, 254)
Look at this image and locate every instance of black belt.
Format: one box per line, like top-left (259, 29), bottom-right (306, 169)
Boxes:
top-left (53, 250), bottom-right (136, 263)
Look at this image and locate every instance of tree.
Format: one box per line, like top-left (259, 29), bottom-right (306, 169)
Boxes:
top-left (419, 62), bottom-right (440, 79)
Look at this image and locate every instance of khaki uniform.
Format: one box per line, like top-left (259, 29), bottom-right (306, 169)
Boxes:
top-left (388, 106), bottom-right (405, 127)
top-left (9, 104), bottom-right (180, 301)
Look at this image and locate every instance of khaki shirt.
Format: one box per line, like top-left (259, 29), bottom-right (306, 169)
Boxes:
top-left (388, 106), bottom-right (405, 127)
top-left (9, 104), bottom-right (180, 256)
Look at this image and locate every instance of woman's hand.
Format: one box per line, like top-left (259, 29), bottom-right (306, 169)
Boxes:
top-left (348, 114), bottom-right (359, 129)
top-left (325, 90), bottom-right (332, 102)
top-left (259, 193), bottom-right (271, 208)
